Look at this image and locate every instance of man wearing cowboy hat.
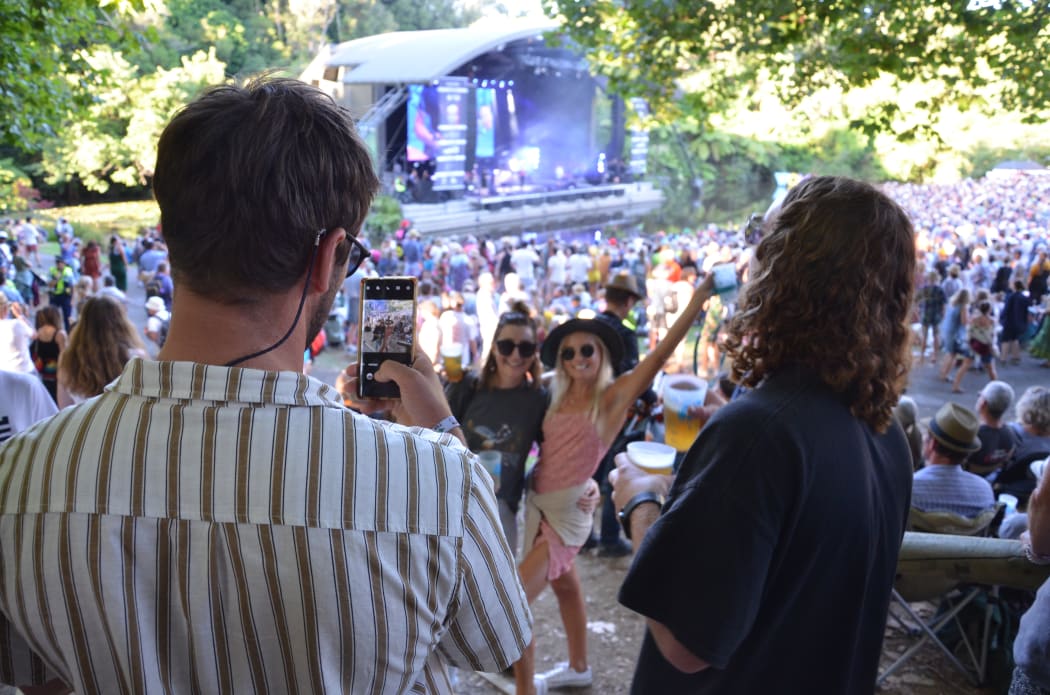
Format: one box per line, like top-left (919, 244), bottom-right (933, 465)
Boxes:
top-left (596, 270), bottom-right (645, 374)
top-left (912, 402), bottom-right (995, 518)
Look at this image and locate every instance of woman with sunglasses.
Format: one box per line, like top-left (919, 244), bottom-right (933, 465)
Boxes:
top-left (444, 302), bottom-right (554, 553)
top-left (515, 276), bottom-right (714, 695)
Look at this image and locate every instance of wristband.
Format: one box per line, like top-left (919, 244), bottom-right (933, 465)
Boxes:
top-left (618, 491), bottom-right (665, 540)
top-left (432, 415), bottom-right (460, 434)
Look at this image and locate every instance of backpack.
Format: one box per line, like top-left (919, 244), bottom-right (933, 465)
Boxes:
top-left (145, 278), bottom-right (163, 298)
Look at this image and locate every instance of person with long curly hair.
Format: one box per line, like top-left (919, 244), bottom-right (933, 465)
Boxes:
top-left (56, 295), bottom-right (148, 407)
top-left (610, 176), bottom-right (916, 693)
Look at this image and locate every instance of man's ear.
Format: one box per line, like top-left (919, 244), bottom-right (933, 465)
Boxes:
top-left (313, 227), bottom-right (348, 293)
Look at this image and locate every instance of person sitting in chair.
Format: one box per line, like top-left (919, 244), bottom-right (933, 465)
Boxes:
top-left (967, 380), bottom-right (1019, 479)
top-left (912, 402), bottom-right (995, 519)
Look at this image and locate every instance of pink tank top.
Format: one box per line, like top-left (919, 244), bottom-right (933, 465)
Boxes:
top-left (534, 412), bottom-right (608, 493)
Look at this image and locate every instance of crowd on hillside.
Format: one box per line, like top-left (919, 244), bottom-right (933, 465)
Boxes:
top-left (3, 171), bottom-right (1050, 398)
top-left (335, 172), bottom-right (1050, 382)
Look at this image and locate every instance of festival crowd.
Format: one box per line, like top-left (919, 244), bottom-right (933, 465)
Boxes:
top-left (1, 78), bottom-right (1050, 695)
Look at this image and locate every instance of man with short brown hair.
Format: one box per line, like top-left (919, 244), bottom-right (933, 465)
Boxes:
top-left (0, 77), bottom-right (530, 694)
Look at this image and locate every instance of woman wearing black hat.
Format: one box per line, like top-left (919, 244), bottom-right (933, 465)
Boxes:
top-left (514, 275), bottom-right (714, 695)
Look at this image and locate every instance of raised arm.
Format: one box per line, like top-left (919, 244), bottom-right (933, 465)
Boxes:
top-left (600, 274), bottom-right (714, 436)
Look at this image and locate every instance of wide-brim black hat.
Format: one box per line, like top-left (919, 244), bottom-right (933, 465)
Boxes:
top-left (541, 318), bottom-right (624, 369)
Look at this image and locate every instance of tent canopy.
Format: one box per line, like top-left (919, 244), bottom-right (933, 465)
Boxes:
top-left (325, 21), bottom-right (559, 85)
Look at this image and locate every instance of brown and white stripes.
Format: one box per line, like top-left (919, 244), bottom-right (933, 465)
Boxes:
top-left (0, 359), bottom-right (531, 693)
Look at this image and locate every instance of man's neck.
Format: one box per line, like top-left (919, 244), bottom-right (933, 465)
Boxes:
top-left (157, 289), bottom-right (309, 372)
top-left (604, 303), bottom-right (629, 320)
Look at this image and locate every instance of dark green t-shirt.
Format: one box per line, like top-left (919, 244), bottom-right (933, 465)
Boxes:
top-left (446, 372), bottom-right (548, 512)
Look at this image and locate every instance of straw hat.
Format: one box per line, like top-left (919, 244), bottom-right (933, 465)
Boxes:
top-left (928, 402), bottom-right (981, 453)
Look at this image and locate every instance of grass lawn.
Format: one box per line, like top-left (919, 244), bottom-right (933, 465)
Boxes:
top-left (29, 200), bottom-right (159, 242)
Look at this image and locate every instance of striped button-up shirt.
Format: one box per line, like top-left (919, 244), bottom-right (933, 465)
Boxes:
top-left (0, 359), bottom-right (531, 694)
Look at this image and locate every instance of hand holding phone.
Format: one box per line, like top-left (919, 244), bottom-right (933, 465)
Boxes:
top-left (340, 354), bottom-right (457, 433)
top-left (357, 277), bottom-right (418, 399)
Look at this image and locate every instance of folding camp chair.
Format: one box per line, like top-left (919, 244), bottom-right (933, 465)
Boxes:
top-left (877, 505), bottom-right (1004, 687)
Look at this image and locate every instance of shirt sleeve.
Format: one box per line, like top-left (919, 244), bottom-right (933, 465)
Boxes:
top-left (618, 413), bottom-right (795, 669)
top-left (29, 377), bottom-right (58, 423)
top-left (436, 459), bottom-right (532, 670)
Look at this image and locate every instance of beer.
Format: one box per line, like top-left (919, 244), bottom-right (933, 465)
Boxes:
top-left (441, 343), bottom-right (463, 383)
top-left (662, 375), bottom-right (707, 452)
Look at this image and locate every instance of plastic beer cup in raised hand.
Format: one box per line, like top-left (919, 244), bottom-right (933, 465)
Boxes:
top-left (662, 374), bottom-right (708, 452)
top-left (441, 343), bottom-right (463, 383)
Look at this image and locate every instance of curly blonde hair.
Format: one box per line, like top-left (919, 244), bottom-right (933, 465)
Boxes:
top-left (722, 176), bottom-right (916, 432)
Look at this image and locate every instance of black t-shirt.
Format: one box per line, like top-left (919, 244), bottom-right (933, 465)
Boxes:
top-left (595, 310), bottom-right (639, 375)
top-left (619, 366), bottom-right (913, 694)
top-left (967, 424), bottom-right (1019, 477)
top-left (446, 373), bottom-right (548, 512)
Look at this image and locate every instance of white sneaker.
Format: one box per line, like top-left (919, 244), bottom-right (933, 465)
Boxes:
top-left (533, 675), bottom-right (548, 695)
top-left (540, 662), bottom-right (593, 689)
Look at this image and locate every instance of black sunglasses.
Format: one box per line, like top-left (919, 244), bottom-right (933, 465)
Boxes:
top-left (317, 228), bottom-right (370, 278)
top-left (344, 235), bottom-right (369, 278)
top-left (496, 339), bottom-right (537, 358)
top-left (560, 343), bottom-right (595, 362)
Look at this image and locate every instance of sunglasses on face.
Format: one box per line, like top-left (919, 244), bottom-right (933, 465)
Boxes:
top-left (496, 339), bottom-right (537, 358)
top-left (560, 343), bottom-right (595, 362)
top-left (344, 236), bottom-right (369, 278)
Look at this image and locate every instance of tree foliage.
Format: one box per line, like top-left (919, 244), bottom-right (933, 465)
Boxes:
top-left (545, 0), bottom-right (1050, 125)
top-left (41, 46), bottom-right (226, 193)
top-left (0, 0), bottom-right (150, 148)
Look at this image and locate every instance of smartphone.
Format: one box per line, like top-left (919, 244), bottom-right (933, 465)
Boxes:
top-left (357, 277), bottom-right (417, 399)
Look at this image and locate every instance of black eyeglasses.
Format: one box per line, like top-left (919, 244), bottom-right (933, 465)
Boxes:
top-left (496, 339), bottom-right (537, 358)
top-left (560, 343), bottom-right (595, 362)
top-left (344, 235), bottom-right (369, 277)
top-left (317, 228), bottom-right (369, 278)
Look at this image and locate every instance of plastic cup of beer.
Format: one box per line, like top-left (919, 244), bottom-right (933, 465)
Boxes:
top-left (477, 450), bottom-right (501, 492)
top-left (662, 375), bottom-right (708, 452)
top-left (441, 343), bottom-right (463, 382)
top-left (626, 441), bottom-right (676, 475)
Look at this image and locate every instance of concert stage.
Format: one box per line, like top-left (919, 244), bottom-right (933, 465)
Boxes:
top-left (301, 19), bottom-right (654, 228)
top-left (401, 181), bottom-right (663, 238)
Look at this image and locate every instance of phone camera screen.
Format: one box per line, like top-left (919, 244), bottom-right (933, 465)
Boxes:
top-left (358, 279), bottom-right (416, 399)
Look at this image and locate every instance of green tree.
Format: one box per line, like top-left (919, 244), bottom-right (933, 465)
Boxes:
top-left (338, 0), bottom-right (481, 42)
top-left (545, 0), bottom-right (1050, 125)
top-left (40, 46), bottom-right (227, 193)
top-left (0, 0), bottom-right (150, 149)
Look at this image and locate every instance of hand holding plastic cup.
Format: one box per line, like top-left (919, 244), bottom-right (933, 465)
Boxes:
top-left (441, 343), bottom-right (464, 383)
top-left (626, 441), bottom-right (676, 475)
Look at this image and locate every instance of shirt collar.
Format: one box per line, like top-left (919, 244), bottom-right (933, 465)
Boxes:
top-left (109, 357), bottom-right (345, 408)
